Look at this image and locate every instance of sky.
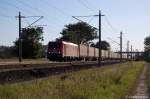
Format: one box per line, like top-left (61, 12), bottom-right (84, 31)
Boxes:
top-left (0, 0), bottom-right (150, 52)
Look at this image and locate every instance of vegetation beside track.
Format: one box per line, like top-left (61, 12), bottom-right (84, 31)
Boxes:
top-left (146, 63), bottom-right (150, 96)
top-left (0, 58), bottom-right (51, 64)
top-left (0, 62), bottom-right (144, 99)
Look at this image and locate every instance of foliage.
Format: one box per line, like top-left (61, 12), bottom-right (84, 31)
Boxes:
top-left (146, 63), bottom-right (150, 96)
top-left (58, 22), bottom-right (98, 44)
top-left (0, 62), bottom-right (144, 99)
top-left (91, 40), bottom-right (110, 50)
top-left (40, 45), bottom-right (48, 58)
top-left (144, 36), bottom-right (150, 51)
top-left (144, 36), bottom-right (150, 62)
top-left (0, 46), bottom-right (15, 58)
top-left (14, 27), bottom-right (43, 59)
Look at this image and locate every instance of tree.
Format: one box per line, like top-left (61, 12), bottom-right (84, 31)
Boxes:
top-left (144, 36), bottom-right (150, 62)
top-left (91, 41), bottom-right (110, 50)
top-left (14, 27), bottom-right (44, 58)
top-left (0, 46), bottom-right (15, 58)
top-left (144, 36), bottom-right (150, 51)
top-left (58, 22), bottom-right (98, 44)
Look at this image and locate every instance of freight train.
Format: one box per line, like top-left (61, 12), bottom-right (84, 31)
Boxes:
top-left (47, 41), bottom-right (127, 61)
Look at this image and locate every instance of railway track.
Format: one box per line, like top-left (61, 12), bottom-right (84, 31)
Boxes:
top-left (0, 60), bottom-right (123, 84)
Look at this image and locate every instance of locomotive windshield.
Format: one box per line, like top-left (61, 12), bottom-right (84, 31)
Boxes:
top-left (48, 42), bottom-right (61, 48)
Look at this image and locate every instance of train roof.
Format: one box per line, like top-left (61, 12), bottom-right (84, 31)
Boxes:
top-left (62, 41), bottom-right (78, 46)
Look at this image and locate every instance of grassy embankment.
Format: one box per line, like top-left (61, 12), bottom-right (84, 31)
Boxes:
top-left (0, 62), bottom-right (144, 99)
top-left (0, 58), bottom-right (50, 64)
top-left (146, 63), bottom-right (150, 96)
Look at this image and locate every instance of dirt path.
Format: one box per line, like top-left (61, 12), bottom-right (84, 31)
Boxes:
top-left (131, 64), bottom-right (148, 99)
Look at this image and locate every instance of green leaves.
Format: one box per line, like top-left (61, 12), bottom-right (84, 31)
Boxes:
top-left (14, 27), bottom-right (43, 58)
top-left (144, 36), bottom-right (150, 62)
top-left (59, 22), bottom-right (98, 44)
top-left (91, 40), bottom-right (110, 50)
top-left (144, 36), bottom-right (150, 51)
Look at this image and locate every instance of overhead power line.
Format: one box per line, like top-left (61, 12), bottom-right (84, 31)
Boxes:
top-left (72, 15), bottom-right (98, 17)
top-left (107, 37), bottom-right (127, 52)
top-left (39, 0), bottom-right (71, 16)
top-left (15, 0), bottom-right (65, 25)
top-left (38, 0), bottom-right (73, 24)
top-left (77, 0), bottom-right (95, 13)
top-left (1, 0), bottom-right (36, 16)
top-left (104, 16), bottom-right (119, 33)
top-left (27, 16), bottom-right (44, 27)
top-left (107, 37), bottom-right (120, 45)
top-left (15, 0), bottom-right (40, 13)
top-left (72, 16), bottom-right (84, 22)
top-left (0, 13), bottom-right (12, 19)
top-left (72, 16), bottom-right (98, 30)
top-left (88, 17), bottom-right (94, 23)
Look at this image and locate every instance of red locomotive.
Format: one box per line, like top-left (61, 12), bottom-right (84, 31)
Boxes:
top-left (47, 41), bottom-right (78, 61)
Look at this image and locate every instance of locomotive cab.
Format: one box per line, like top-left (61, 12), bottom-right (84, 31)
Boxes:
top-left (47, 41), bottom-right (62, 61)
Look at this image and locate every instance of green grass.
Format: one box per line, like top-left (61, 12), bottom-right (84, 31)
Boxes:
top-left (146, 63), bottom-right (150, 96)
top-left (0, 58), bottom-right (51, 64)
top-left (0, 62), bottom-right (144, 99)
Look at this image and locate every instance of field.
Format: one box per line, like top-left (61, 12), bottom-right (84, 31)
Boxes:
top-left (0, 62), bottom-right (144, 99)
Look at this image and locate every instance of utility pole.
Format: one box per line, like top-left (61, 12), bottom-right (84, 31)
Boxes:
top-left (98, 10), bottom-right (104, 66)
top-left (99, 10), bottom-right (101, 66)
top-left (127, 40), bottom-right (129, 60)
top-left (120, 32), bottom-right (123, 62)
top-left (18, 12), bottom-right (22, 62)
top-left (72, 10), bottom-right (104, 66)
top-left (16, 13), bottom-right (44, 62)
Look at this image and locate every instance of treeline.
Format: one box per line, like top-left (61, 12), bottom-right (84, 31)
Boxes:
top-left (0, 45), bottom-right (47, 59)
top-left (1, 21), bottom-right (149, 61)
top-left (0, 22), bottom-right (111, 59)
top-left (0, 27), bottom-right (47, 59)
top-left (0, 46), bottom-right (15, 58)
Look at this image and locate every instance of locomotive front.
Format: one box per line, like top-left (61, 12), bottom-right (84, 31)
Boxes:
top-left (47, 41), bottom-right (63, 61)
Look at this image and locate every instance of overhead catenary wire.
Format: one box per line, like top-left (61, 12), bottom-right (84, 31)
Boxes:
top-left (73, 11), bottom-right (126, 53)
top-left (72, 16), bottom-right (98, 31)
top-left (88, 17), bottom-right (94, 24)
top-left (15, 0), bottom-right (40, 13)
top-left (38, 0), bottom-right (73, 24)
top-left (15, 0), bottom-right (65, 25)
top-left (26, 16), bottom-right (44, 27)
top-left (0, 7), bottom-right (13, 19)
top-left (37, 0), bottom-right (75, 25)
top-left (77, 0), bottom-right (95, 13)
top-left (104, 16), bottom-right (119, 33)
top-left (1, 0), bottom-right (29, 14)
top-left (107, 37), bottom-right (127, 51)
top-left (0, 14), bottom-right (13, 19)
top-left (8, 1), bottom-right (59, 36)
top-left (107, 37), bottom-right (120, 45)
top-left (39, 0), bottom-right (72, 17)
top-left (13, 0), bottom-right (74, 29)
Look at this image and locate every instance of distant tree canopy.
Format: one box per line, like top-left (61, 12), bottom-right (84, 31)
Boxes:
top-left (14, 27), bottom-right (44, 58)
top-left (144, 36), bottom-right (150, 62)
top-left (58, 22), bottom-right (98, 44)
top-left (91, 41), bottom-right (110, 50)
top-left (0, 46), bottom-right (15, 58)
top-left (144, 36), bottom-right (150, 51)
